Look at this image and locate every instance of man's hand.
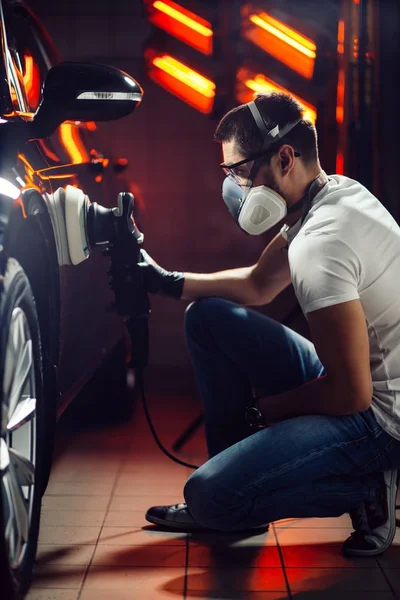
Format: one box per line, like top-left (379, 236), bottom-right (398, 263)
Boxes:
top-left (108, 249), bottom-right (185, 300)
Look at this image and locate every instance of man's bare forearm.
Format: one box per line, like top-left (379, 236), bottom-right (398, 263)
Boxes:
top-left (181, 267), bottom-right (261, 305)
top-left (258, 375), bottom-right (369, 424)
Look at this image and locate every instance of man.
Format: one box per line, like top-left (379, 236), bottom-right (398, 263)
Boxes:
top-left (135, 92), bottom-right (400, 556)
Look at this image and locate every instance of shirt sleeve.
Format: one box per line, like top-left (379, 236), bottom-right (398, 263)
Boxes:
top-left (288, 233), bottom-right (361, 315)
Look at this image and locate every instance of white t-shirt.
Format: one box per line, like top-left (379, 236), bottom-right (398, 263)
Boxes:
top-left (283, 174), bottom-right (400, 440)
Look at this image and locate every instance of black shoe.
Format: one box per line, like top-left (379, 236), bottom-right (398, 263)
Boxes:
top-left (145, 503), bottom-right (270, 533)
top-left (342, 470), bottom-right (399, 557)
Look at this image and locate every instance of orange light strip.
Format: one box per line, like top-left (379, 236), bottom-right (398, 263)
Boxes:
top-left (153, 55), bottom-right (215, 97)
top-left (243, 74), bottom-right (317, 123)
top-left (336, 18), bottom-right (346, 174)
top-left (336, 150), bottom-right (344, 175)
top-left (150, 54), bottom-right (215, 114)
top-left (153, 1), bottom-right (212, 37)
top-left (250, 13), bottom-right (316, 58)
top-left (150, 0), bottom-right (213, 55)
top-left (337, 19), bottom-right (345, 54)
top-left (59, 123), bottom-right (89, 164)
top-left (246, 12), bottom-right (316, 79)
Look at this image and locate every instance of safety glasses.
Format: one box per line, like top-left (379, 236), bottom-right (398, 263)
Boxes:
top-left (221, 148), bottom-right (301, 184)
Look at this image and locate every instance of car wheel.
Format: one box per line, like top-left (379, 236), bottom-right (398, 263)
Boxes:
top-left (0, 258), bottom-right (45, 599)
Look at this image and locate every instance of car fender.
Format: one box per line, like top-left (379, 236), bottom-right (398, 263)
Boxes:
top-left (2, 187), bottom-right (61, 373)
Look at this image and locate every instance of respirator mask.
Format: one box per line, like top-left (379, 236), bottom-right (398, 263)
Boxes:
top-left (221, 100), bottom-right (305, 235)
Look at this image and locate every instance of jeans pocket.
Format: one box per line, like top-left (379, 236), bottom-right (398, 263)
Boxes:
top-left (357, 408), bottom-right (382, 435)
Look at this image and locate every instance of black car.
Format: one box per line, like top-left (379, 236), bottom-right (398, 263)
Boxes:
top-left (0, 0), bottom-right (143, 597)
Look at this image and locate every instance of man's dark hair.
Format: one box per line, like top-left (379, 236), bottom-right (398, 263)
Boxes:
top-left (214, 92), bottom-right (318, 165)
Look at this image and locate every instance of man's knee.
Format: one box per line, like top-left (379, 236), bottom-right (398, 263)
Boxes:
top-left (184, 466), bottom-right (245, 531)
top-left (184, 468), bottom-right (219, 529)
top-left (185, 297), bottom-right (228, 326)
top-left (184, 297), bottom-right (232, 340)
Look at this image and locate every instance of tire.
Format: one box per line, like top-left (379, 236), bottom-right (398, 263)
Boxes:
top-left (0, 259), bottom-right (45, 599)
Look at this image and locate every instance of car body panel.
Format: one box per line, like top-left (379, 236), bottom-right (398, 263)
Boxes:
top-left (0, 0), bottom-right (132, 412)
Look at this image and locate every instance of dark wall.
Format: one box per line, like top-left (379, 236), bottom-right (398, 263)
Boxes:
top-left (376, 0), bottom-right (400, 223)
top-left (28, 0), bottom-right (302, 370)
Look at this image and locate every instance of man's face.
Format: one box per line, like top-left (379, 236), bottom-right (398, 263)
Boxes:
top-left (222, 140), bottom-right (286, 200)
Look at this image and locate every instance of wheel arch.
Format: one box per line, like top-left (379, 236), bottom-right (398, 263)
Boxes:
top-left (2, 188), bottom-right (61, 372)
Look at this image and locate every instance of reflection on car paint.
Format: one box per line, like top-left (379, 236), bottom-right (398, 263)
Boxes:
top-left (22, 54), bottom-right (41, 109)
top-left (59, 122), bottom-right (89, 164)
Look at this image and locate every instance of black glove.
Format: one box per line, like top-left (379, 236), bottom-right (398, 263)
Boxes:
top-left (133, 249), bottom-right (185, 299)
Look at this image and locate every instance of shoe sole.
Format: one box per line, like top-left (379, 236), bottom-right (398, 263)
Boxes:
top-left (145, 511), bottom-right (270, 533)
top-left (343, 470), bottom-right (398, 557)
top-left (145, 512), bottom-right (204, 531)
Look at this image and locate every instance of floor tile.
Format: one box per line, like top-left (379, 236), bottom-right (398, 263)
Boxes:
top-left (190, 529), bottom-right (277, 548)
top-left (185, 567), bottom-right (288, 592)
top-left (36, 544), bottom-right (95, 566)
top-left (119, 462), bottom-right (191, 479)
top-left (48, 471), bottom-right (117, 484)
top-left (41, 496), bottom-right (110, 512)
top-left (389, 527), bottom-right (400, 545)
top-left (26, 591), bottom-right (80, 600)
top-left (98, 526), bottom-right (187, 546)
top-left (83, 566), bottom-right (185, 595)
top-left (289, 593), bottom-right (395, 599)
top-left (285, 567), bottom-right (391, 592)
top-left (179, 594), bottom-right (289, 600)
top-left (37, 396), bottom-right (400, 599)
top-left (188, 543), bottom-right (282, 568)
top-left (31, 565), bottom-right (86, 589)
top-left (40, 510), bottom-right (105, 527)
top-left (52, 457), bottom-right (124, 473)
top-left (38, 526), bottom-right (100, 545)
top-left (45, 481), bottom-right (114, 496)
top-left (275, 527), bottom-right (353, 546)
top-left (80, 591), bottom-right (184, 600)
top-left (92, 544), bottom-right (187, 566)
top-left (113, 479), bottom-right (185, 496)
top-left (108, 494), bottom-right (184, 511)
top-left (281, 544), bottom-right (378, 568)
top-left (274, 515), bottom-right (352, 528)
top-left (377, 544), bottom-right (400, 568)
top-left (103, 510), bottom-right (149, 528)
top-left (383, 569), bottom-right (400, 590)
top-left (80, 592), bottom-right (183, 600)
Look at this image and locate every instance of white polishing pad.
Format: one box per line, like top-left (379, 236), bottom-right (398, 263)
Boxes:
top-left (64, 185), bottom-right (90, 265)
top-left (44, 187), bottom-right (70, 266)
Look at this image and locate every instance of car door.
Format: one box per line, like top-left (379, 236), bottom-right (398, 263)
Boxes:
top-left (2, 1), bottom-right (125, 403)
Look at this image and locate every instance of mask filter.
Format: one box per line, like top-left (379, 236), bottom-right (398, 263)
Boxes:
top-left (222, 175), bottom-right (245, 220)
top-left (222, 176), bottom-right (287, 235)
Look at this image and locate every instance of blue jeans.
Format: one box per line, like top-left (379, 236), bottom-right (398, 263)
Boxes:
top-left (183, 298), bottom-right (400, 531)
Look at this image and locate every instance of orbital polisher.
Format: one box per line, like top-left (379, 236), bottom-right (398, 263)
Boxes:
top-left (46, 185), bottom-right (198, 468)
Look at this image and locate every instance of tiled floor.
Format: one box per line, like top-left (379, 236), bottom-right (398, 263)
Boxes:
top-left (28, 392), bottom-right (400, 599)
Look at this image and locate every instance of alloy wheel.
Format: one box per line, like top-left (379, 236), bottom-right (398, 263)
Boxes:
top-left (1, 307), bottom-right (37, 570)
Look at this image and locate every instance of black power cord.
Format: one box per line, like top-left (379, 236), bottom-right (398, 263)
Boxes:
top-left (94, 191), bottom-right (200, 473)
top-left (136, 368), bottom-right (200, 471)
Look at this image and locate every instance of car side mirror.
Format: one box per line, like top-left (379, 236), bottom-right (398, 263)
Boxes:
top-left (30, 62), bottom-right (143, 139)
